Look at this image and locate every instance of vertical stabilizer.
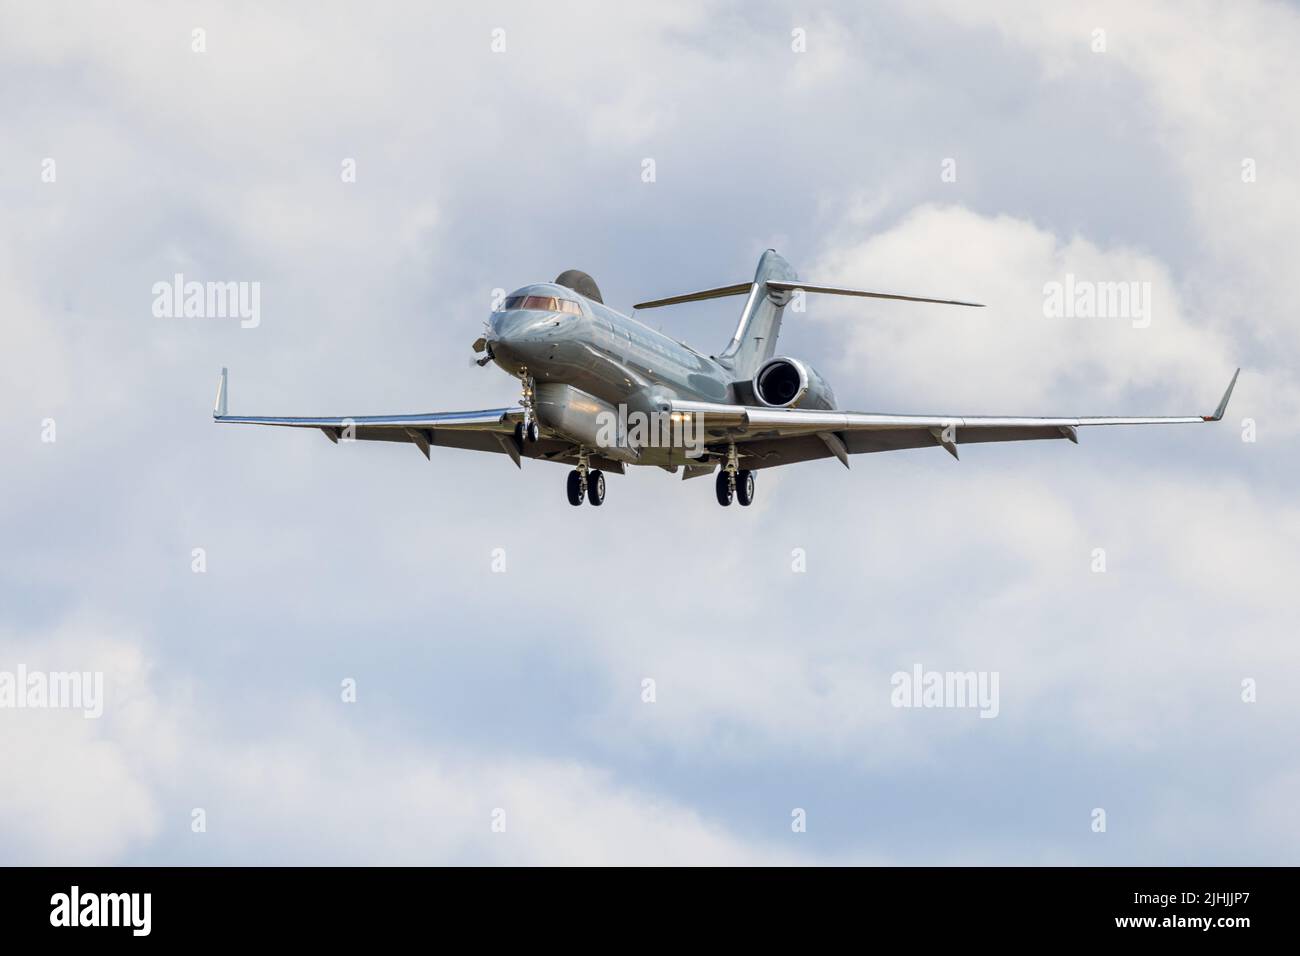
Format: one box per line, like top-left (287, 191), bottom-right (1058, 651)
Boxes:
top-left (717, 250), bottom-right (798, 377)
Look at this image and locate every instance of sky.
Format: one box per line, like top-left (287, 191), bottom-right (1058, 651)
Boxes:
top-left (1, 0), bottom-right (1298, 865)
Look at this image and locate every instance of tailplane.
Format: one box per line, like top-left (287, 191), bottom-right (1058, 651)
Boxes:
top-left (633, 249), bottom-right (982, 378)
top-left (633, 250), bottom-right (798, 377)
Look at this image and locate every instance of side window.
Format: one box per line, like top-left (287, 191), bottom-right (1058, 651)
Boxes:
top-left (557, 299), bottom-right (583, 315)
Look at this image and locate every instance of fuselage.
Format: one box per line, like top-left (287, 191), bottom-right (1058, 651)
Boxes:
top-left (486, 282), bottom-right (735, 414)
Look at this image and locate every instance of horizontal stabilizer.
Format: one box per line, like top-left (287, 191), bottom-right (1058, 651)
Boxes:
top-left (765, 280), bottom-right (983, 308)
top-left (634, 279), bottom-right (983, 310)
top-left (634, 282), bottom-right (752, 310)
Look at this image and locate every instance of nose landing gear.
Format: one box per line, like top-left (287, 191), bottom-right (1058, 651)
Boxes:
top-left (514, 369), bottom-right (540, 444)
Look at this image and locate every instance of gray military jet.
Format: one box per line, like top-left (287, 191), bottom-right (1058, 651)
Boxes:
top-left (213, 250), bottom-right (1238, 507)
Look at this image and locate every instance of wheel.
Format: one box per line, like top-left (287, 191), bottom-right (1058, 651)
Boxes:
top-left (525, 421), bottom-right (540, 443)
top-left (736, 469), bottom-right (755, 506)
top-left (586, 470), bottom-right (606, 506)
top-left (715, 471), bottom-right (733, 506)
top-left (566, 470), bottom-right (584, 506)
top-left (514, 422), bottom-right (525, 443)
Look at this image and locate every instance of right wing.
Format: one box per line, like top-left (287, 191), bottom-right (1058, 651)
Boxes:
top-left (211, 369), bottom-right (624, 471)
top-left (669, 370), bottom-right (1239, 468)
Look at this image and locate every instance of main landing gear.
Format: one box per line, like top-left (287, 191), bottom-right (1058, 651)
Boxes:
top-left (514, 369), bottom-right (540, 444)
top-left (566, 448), bottom-right (605, 506)
top-left (715, 443), bottom-right (754, 507)
top-left (715, 469), bottom-right (754, 506)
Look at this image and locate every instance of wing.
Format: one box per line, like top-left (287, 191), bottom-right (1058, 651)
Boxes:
top-left (670, 370), bottom-right (1239, 469)
top-left (210, 369), bottom-right (625, 472)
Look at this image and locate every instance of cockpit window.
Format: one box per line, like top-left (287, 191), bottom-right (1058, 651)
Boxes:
top-left (503, 294), bottom-right (582, 314)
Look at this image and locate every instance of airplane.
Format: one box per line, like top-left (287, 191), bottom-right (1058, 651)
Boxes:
top-left (213, 249), bottom-right (1239, 507)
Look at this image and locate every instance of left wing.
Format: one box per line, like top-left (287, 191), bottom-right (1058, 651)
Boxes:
top-left (211, 368), bottom-right (625, 472)
top-left (670, 369), bottom-right (1239, 468)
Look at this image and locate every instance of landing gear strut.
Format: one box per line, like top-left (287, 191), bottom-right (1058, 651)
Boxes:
top-left (515, 368), bottom-right (540, 444)
top-left (715, 444), bottom-right (754, 507)
top-left (566, 448), bottom-right (605, 506)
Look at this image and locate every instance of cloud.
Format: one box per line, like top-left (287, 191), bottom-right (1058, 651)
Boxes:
top-left (0, 622), bottom-right (805, 865)
top-left (809, 205), bottom-right (1238, 407)
top-left (911, 0), bottom-right (1300, 362)
top-left (2, 0), bottom-right (1298, 865)
top-left (0, 626), bottom-right (168, 864)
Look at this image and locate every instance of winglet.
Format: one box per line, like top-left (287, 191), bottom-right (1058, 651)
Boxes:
top-left (1204, 368), bottom-right (1240, 422)
top-left (214, 368), bottom-right (228, 418)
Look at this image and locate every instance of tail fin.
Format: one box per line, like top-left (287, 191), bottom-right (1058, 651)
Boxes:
top-left (719, 249), bottom-right (798, 377)
top-left (632, 249), bottom-right (983, 378)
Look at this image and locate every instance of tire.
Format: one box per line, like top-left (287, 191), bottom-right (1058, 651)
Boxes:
top-left (586, 470), bottom-right (605, 506)
top-left (525, 421), bottom-right (540, 443)
top-left (715, 471), bottom-right (733, 506)
top-left (566, 470), bottom-right (584, 506)
top-left (736, 469), bottom-right (755, 506)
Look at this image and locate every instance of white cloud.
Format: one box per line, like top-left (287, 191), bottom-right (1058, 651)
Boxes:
top-left (2, 0), bottom-right (1298, 865)
top-left (809, 204), bottom-right (1242, 411)
top-left (0, 625), bottom-right (805, 866)
top-left (0, 626), bottom-right (170, 864)
top-left (204, 719), bottom-right (811, 865)
top-left (912, 0), bottom-right (1300, 362)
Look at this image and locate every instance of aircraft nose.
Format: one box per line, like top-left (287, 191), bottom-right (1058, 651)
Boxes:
top-left (488, 310), bottom-right (567, 356)
top-left (488, 310), bottom-right (569, 369)
top-left (488, 310), bottom-right (531, 344)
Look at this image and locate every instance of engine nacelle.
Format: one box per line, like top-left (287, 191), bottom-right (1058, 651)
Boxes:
top-left (751, 357), bottom-right (837, 410)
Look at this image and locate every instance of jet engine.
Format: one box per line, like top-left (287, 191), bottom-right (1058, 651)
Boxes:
top-left (751, 356), bottom-right (837, 410)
